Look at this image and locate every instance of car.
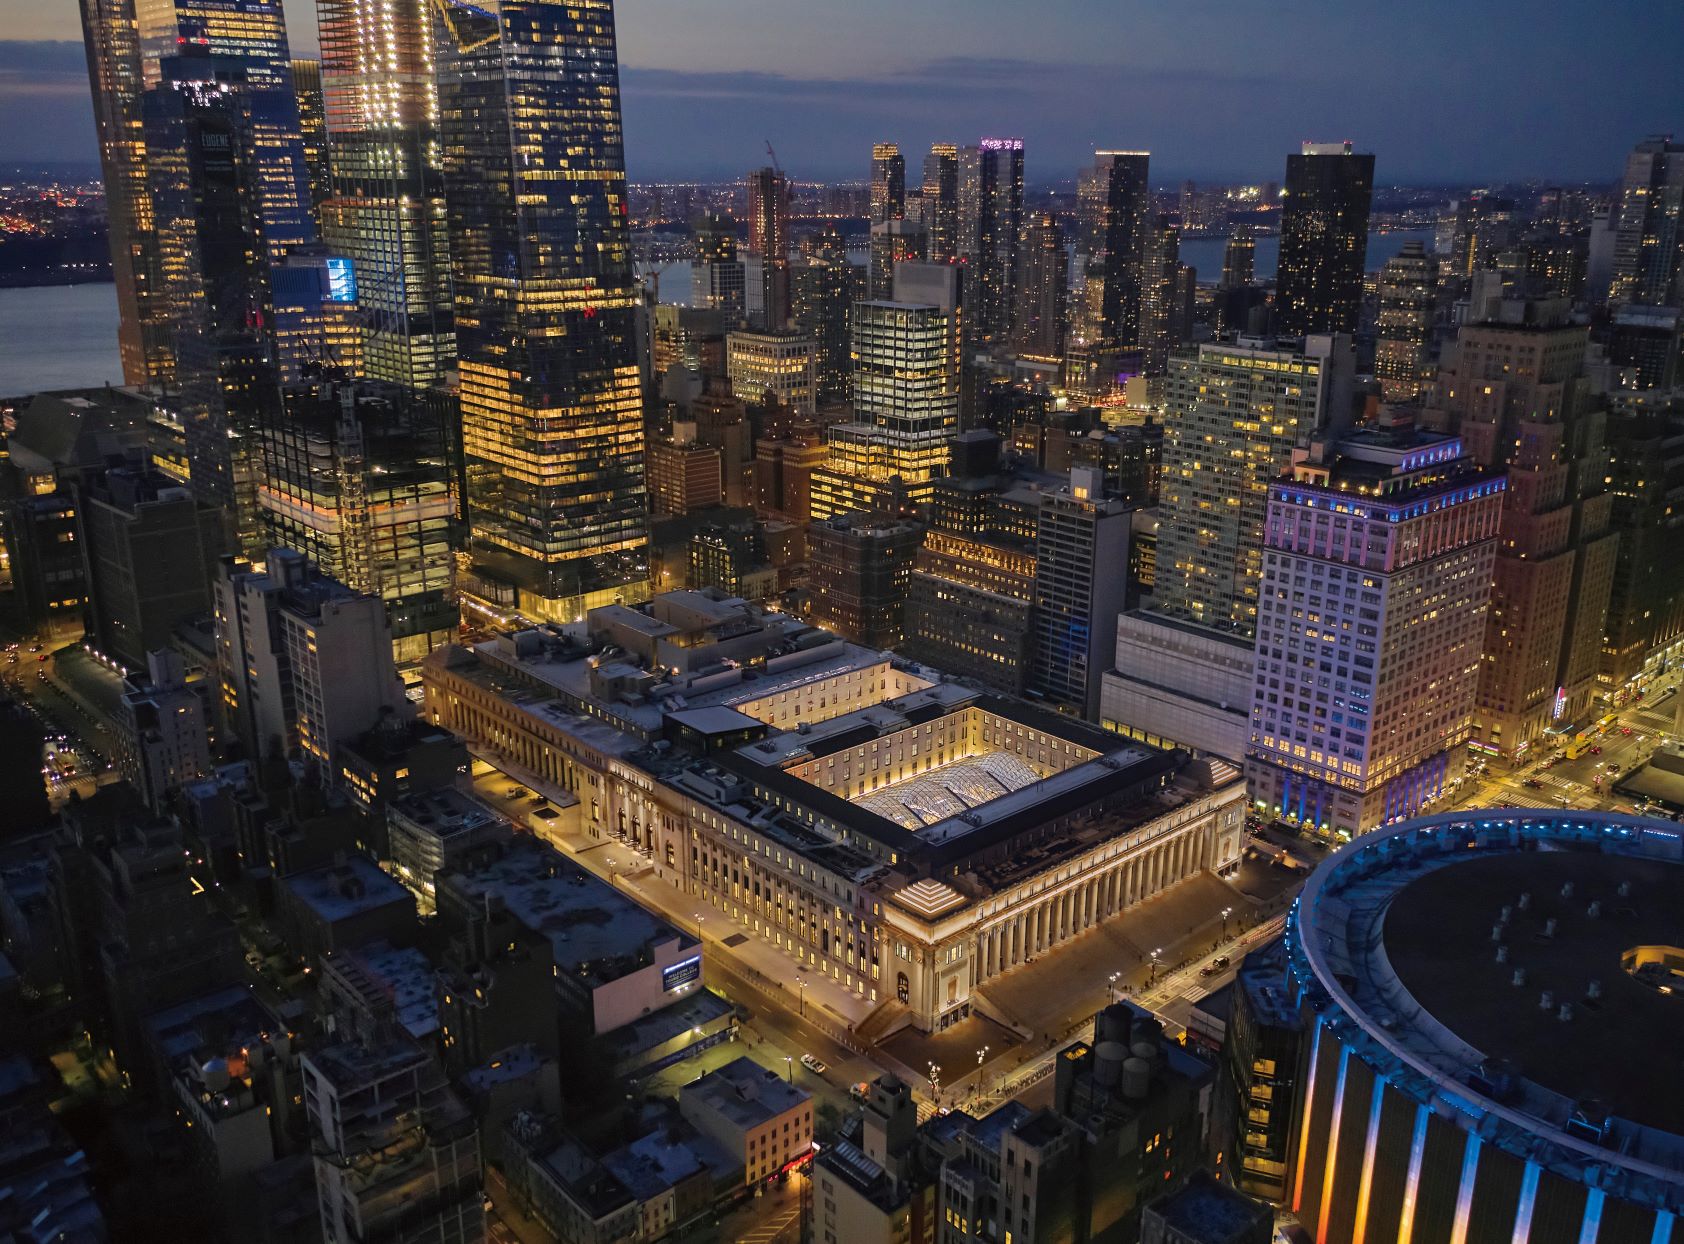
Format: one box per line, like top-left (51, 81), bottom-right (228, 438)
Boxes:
top-left (1522, 777), bottom-right (1544, 789)
top-left (1622, 726), bottom-right (1633, 736)
top-left (1591, 746), bottom-right (1602, 755)
top-left (1200, 956), bottom-right (1232, 977)
top-left (799, 1054), bottom-right (828, 1075)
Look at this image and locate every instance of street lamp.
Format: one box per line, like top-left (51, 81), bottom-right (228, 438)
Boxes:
top-left (783, 1056), bottom-right (793, 1083)
top-left (795, 976), bottom-right (807, 1017)
top-left (1220, 907), bottom-right (1233, 942)
top-left (1149, 947), bottom-right (1163, 987)
top-left (693, 912), bottom-right (706, 940)
top-left (928, 1061), bottom-right (943, 1105)
top-left (1108, 971), bottom-right (1122, 1002)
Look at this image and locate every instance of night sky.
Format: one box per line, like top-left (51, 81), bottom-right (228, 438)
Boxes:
top-left (2, 0), bottom-right (1677, 184)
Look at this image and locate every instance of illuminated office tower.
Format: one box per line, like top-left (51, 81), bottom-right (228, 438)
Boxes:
top-left (1073, 150), bottom-right (1150, 350)
top-left (316, 0), bottom-right (455, 390)
top-left (1425, 298), bottom-right (1619, 759)
top-left (746, 166), bottom-right (792, 329)
top-left (958, 139), bottom-right (1025, 343)
top-left (1030, 467), bottom-right (1131, 719)
top-left (1374, 241), bottom-right (1438, 401)
top-left (1245, 427), bottom-right (1503, 838)
top-left (692, 213), bottom-right (746, 321)
top-left (1275, 141), bottom-right (1374, 336)
top-left (289, 58), bottom-right (329, 221)
top-left (726, 330), bottom-right (817, 417)
top-left (1609, 136), bottom-right (1684, 307)
top-left (921, 143), bottom-right (959, 262)
top-left (435, 0), bottom-right (648, 621)
top-left (868, 218), bottom-right (926, 301)
top-left (78, 0), bottom-right (174, 384)
top-left (255, 379), bottom-right (459, 663)
top-left (793, 224), bottom-right (866, 404)
top-left (810, 267), bottom-right (961, 519)
top-left (870, 142), bottom-right (906, 224)
top-left (1013, 211), bottom-right (1066, 358)
top-left (1153, 335), bottom-right (1354, 637)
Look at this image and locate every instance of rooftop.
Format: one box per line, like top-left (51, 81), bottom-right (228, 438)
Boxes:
top-left (681, 1056), bottom-right (811, 1132)
top-left (283, 857), bottom-right (413, 924)
top-left (1384, 848), bottom-right (1683, 1134)
top-left (389, 786), bottom-right (508, 840)
top-left (1145, 1170), bottom-right (1271, 1241)
top-left (440, 839), bottom-right (690, 989)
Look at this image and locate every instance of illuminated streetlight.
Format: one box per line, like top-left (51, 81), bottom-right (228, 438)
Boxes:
top-left (1149, 947), bottom-right (1163, 987)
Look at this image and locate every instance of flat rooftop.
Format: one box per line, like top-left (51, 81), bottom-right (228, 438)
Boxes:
top-left (284, 857), bottom-right (412, 923)
top-left (1383, 850), bottom-right (1683, 1135)
top-left (442, 840), bottom-right (690, 989)
top-left (681, 1056), bottom-right (810, 1131)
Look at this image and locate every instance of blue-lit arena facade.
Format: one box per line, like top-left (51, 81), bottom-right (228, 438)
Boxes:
top-left (1283, 811), bottom-right (1683, 1244)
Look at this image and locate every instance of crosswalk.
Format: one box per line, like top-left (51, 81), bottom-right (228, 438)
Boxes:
top-left (734, 1204), bottom-right (802, 1244)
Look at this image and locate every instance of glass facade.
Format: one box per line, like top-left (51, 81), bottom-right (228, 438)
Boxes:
top-left (435, 0), bottom-right (648, 622)
top-left (1275, 143), bottom-right (1375, 337)
top-left (317, 0), bottom-right (455, 389)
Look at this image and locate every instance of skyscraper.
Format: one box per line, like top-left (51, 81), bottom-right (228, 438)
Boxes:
top-left (1014, 211), bottom-right (1067, 358)
top-left (1154, 335), bottom-right (1354, 636)
top-left (1275, 141), bottom-right (1375, 336)
top-left (1425, 297), bottom-right (1620, 758)
top-left (1031, 467), bottom-right (1130, 719)
top-left (1245, 426), bottom-right (1504, 837)
top-left (1137, 214), bottom-right (1184, 375)
top-left (870, 142), bottom-right (906, 224)
top-left (692, 213), bottom-right (746, 322)
top-left (78, 0), bottom-right (173, 384)
top-left (1374, 240), bottom-right (1438, 401)
top-left (958, 139), bottom-right (1025, 343)
top-left (1609, 135), bottom-right (1684, 307)
top-left (435, 0), bottom-right (649, 621)
top-left (289, 57), bottom-right (329, 222)
top-left (920, 143), bottom-right (959, 262)
top-left (746, 166), bottom-right (792, 329)
top-left (793, 224), bottom-right (866, 405)
top-left (1219, 223), bottom-right (1255, 290)
top-left (317, 0), bottom-right (455, 390)
top-left (1073, 151), bottom-right (1151, 350)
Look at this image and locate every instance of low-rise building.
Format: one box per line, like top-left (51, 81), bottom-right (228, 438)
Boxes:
top-left (1139, 1170), bottom-right (1272, 1244)
top-left (277, 857), bottom-right (416, 964)
top-left (679, 1056), bottom-right (813, 1186)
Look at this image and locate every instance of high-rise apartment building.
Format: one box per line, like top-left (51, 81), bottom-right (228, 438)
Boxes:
top-left (958, 139), bottom-right (1025, 343)
top-left (1220, 223), bottom-right (1255, 290)
top-left (870, 142), bottom-right (906, 224)
top-left (920, 143), bottom-right (959, 262)
top-left (1138, 214), bottom-right (1188, 375)
top-left (1275, 142), bottom-right (1374, 337)
top-left (1374, 240), bottom-right (1439, 401)
top-left (1425, 298), bottom-right (1620, 759)
top-left (1245, 426), bottom-right (1504, 838)
top-left (746, 166), bottom-right (792, 329)
top-left (1154, 336), bottom-right (1354, 637)
top-left (1073, 151), bottom-right (1151, 351)
top-left (1609, 136), bottom-right (1684, 307)
top-left (692, 213), bottom-right (746, 322)
top-left (1031, 467), bottom-right (1131, 719)
top-left (1014, 212), bottom-right (1067, 358)
top-left (792, 224), bottom-right (866, 404)
top-left (317, 0), bottom-right (455, 390)
top-left (436, 0), bottom-right (648, 621)
top-left (867, 218), bottom-right (926, 302)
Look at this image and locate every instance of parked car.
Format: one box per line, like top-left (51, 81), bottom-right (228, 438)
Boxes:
top-left (799, 1054), bottom-right (828, 1075)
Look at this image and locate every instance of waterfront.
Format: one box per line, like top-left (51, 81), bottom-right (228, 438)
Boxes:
top-left (0, 282), bottom-right (125, 396)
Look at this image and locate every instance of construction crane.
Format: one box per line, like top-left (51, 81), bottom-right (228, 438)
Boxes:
top-left (764, 139), bottom-right (783, 178)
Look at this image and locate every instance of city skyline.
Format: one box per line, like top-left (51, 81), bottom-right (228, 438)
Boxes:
top-left (0, 1), bottom-right (1678, 182)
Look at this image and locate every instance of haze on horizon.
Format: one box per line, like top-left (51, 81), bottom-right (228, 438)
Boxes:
top-left (0, 0), bottom-right (1676, 185)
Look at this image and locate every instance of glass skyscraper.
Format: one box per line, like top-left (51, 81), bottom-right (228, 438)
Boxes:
top-left (1073, 150), bottom-right (1151, 351)
top-left (435, 0), bottom-right (648, 621)
top-left (316, 0), bottom-right (455, 389)
top-left (1275, 141), bottom-right (1375, 337)
top-left (958, 139), bottom-right (1024, 344)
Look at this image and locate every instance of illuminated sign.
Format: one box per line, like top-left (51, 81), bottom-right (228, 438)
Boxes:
top-left (325, 256), bottom-right (358, 304)
top-left (1552, 686), bottom-right (1567, 721)
top-left (662, 954), bottom-right (702, 992)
